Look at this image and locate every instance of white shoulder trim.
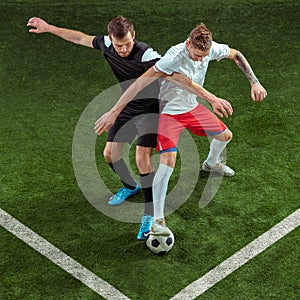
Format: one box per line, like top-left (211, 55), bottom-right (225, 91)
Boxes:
top-left (104, 36), bottom-right (112, 48)
top-left (142, 48), bottom-right (161, 62)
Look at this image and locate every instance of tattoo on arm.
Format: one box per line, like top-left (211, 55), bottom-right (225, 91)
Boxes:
top-left (236, 51), bottom-right (259, 85)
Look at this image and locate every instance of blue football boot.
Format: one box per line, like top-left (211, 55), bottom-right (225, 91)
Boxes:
top-left (108, 181), bottom-right (140, 206)
top-left (136, 214), bottom-right (153, 240)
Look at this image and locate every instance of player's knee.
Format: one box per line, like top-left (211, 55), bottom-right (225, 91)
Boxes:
top-left (136, 158), bottom-right (151, 172)
top-left (136, 151), bottom-right (152, 173)
top-left (160, 152), bottom-right (177, 169)
top-left (215, 129), bottom-right (232, 142)
top-left (103, 147), bottom-right (112, 163)
top-left (224, 129), bottom-right (233, 142)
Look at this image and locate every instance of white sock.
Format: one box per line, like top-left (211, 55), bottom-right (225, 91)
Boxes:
top-left (152, 163), bottom-right (173, 220)
top-left (205, 138), bottom-right (231, 166)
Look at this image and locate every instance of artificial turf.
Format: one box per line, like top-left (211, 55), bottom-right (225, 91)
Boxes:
top-left (0, 0), bottom-right (299, 299)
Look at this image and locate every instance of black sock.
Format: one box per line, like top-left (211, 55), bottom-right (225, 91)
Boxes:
top-left (140, 171), bottom-right (155, 216)
top-left (108, 159), bottom-right (136, 189)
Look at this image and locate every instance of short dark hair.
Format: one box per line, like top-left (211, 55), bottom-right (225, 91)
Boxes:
top-left (189, 23), bottom-right (212, 51)
top-left (107, 16), bottom-right (134, 39)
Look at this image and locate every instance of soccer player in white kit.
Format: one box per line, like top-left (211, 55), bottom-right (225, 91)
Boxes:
top-left (95, 23), bottom-right (267, 236)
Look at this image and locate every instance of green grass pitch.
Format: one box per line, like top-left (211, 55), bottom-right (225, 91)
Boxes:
top-left (0, 0), bottom-right (299, 299)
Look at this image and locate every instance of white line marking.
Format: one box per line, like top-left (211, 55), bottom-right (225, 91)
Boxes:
top-left (170, 208), bottom-right (300, 300)
top-left (0, 208), bottom-right (130, 300)
top-left (1, 207), bottom-right (299, 300)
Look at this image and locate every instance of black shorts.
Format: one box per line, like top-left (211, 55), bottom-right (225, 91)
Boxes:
top-left (107, 112), bottom-right (159, 147)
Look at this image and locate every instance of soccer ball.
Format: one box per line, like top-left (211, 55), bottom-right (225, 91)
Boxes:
top-left (146, 232), bottom-right (175, 255)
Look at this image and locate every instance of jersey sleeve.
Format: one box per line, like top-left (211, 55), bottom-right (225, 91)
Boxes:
top-left (210, 41), bottom-right (230, 61)
top-left (142, 48), bottom-right (161, 62)
top-left (92, 36), bottom-right (111, 52)
top-left (155, 47), bottom-right (180, 75)
top-left (140, 48), bottom-right (161, 70)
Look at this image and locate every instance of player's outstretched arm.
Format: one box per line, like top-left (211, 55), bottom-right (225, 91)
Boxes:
top-left (228, 48), bottom-right (267, 102)
top-left (94, 67), bottom-right (233, 135)
top-left (168, 72), bottom-right (233, 118)
top-left (94, 67), bottom-right (162, 135)
top-left (27, 17), bottom-right (95, 48)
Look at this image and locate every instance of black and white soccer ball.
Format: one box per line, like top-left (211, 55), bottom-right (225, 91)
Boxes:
top-left (146, 231), bottom-right (175, 255)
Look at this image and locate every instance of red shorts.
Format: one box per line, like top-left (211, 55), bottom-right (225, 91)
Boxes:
top-left (157, 104), bottom-right (227, 152)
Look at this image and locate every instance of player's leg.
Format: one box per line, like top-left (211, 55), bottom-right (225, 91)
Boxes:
top-left (150, 113), bottom-right (182, 236)
top-left (203, 128), bottom-right (234, 176)
top-left (150, 151), bottom-right (176, 236)
top-left (135, 145), bottom-right (155, 240)
top-left (134, 114), bottom-right (158, 240)
top-left (104, 118), bottom-right (140, 206)
top-left (187, 104), bottom-right (234, 176)
top-left (103, 141), bottom-right (137, 187)
top-left (136, 145), bottom-right (154, 214)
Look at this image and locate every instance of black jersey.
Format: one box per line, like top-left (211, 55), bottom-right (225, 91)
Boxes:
top-left (92, 36), bottom-right (160, 115)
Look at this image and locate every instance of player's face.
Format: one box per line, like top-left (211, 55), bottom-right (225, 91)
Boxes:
top-left (186, 40), bottom-right (210, 61)
top-left (110, 31), bottom-right (135, 57)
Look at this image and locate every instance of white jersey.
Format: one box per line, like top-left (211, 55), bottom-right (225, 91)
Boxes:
top-left (155, 41), bottom-right (230, 114)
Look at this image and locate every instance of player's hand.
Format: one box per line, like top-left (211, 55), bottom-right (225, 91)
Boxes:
top-left (210, 97), bottom-right (233, 118)
top-left (251, 83), bottom-right (267, 102)
top-left (27, 17), bottom-right (50, 34)
top-left (94, 111), bottom-right (118, 135)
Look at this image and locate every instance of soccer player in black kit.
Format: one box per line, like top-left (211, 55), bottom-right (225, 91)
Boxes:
top-left (27, 15), bottom-right (161, 240)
